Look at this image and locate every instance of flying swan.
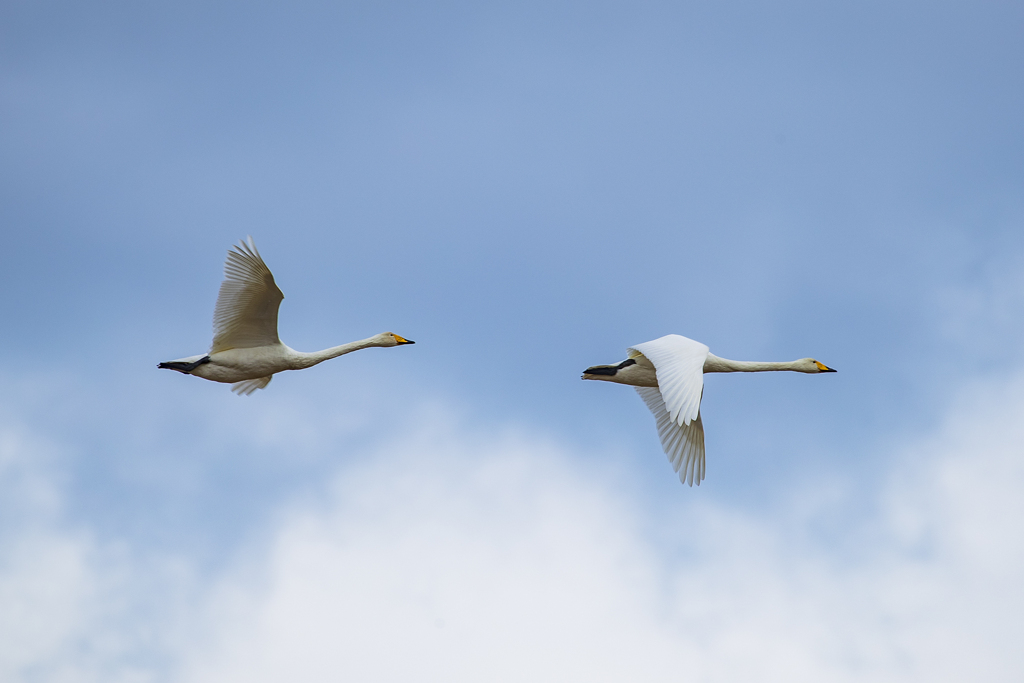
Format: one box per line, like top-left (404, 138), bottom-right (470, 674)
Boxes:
top-left (582, 334), bottom-right (835, 486)
top-left (159, 237), bottom-right (414, 395)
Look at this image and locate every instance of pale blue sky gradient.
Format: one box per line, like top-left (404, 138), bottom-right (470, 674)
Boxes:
top-left (2, 2), bottom-right (1024, 679)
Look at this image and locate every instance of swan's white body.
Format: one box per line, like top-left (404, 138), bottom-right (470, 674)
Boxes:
top-left (159, 238), bottom-right (413, 395)
top-left (582, 334), bottom-right (835, 486)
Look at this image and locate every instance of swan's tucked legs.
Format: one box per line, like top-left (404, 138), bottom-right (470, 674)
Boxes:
top-left (158, 356), bottom-right (211, 374)
top-left (583, 359), bottom-right (637, 376)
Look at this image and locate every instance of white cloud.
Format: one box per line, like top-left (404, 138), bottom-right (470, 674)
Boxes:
top-left (180, 382), bottom-right (1024, 682)
top-left (0, 410), bottom-right (192, 683)
top-left (2, 376), bottom-right (1024, 682)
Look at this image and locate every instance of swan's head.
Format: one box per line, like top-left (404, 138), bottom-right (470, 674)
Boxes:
top-left (797, 358), bottom-right (837, 373)
top-left (375, 332), bottom-right (415, 347)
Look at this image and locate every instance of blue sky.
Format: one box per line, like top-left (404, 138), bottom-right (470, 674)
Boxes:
top-left (2, 1), bottom-right (1024, 680)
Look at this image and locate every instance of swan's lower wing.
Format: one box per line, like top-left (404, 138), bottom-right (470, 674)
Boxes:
top-left (231, 375), bottom-right (273, 396)
top-left (636, 387), bottom-right (706, 486)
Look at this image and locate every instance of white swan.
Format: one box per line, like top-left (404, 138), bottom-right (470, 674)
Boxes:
top-left (159, 237), bottom-right (414, 395)
top-left (582, 334), bottom-right (835, 486)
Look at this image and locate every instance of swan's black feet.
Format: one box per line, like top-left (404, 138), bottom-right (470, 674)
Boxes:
top-left (582, 359), bottom-right (637, 376)
top-left (158, 356), bottom-right (211, 374)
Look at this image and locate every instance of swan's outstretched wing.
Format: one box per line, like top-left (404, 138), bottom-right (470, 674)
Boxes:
top-left (629, 334), bottom-right (709, 427)
top-left (636, 387), bottom-right (706, 486)
top-left (211, 237), bottom-right (284, 354)
top-left (231, 375), bottom-right (273, 395)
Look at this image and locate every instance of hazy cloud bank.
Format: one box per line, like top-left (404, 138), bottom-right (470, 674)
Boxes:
top-left (2, 375), bottom-right (1023, 682)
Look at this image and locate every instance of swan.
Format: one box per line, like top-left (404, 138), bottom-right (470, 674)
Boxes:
top-left (159, 237), bottom-right (414, 395)
top-left (582, 334), bottom-right (835, 486)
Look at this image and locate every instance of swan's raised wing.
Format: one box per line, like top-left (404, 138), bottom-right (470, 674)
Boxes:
top-left (629, 334), bottom-right (709, 427)
top-left (636, 387), bottom-right (705, 486)
top-left (211, 237), bottom-right (284, 354)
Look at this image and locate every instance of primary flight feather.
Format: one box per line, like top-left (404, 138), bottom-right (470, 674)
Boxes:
top-left (582, 334), bottom-right (835, 486)
top-left (159, 237), bottom-right (414, 394)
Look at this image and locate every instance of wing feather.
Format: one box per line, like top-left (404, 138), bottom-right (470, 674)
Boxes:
top-left (636, 386), bottom-right (706, 487)
top-left (231, 375), bottom-right (273, 395)
top-left (629, 334), bottom-right (709, 427)
top-left (211, 237), bottom-right (284, 353)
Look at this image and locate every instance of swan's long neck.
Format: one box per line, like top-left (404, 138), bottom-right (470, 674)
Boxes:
top-left (703, 353), bottom-right (805, 373)
top-left (293, 337), bottom-right (384, 369)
